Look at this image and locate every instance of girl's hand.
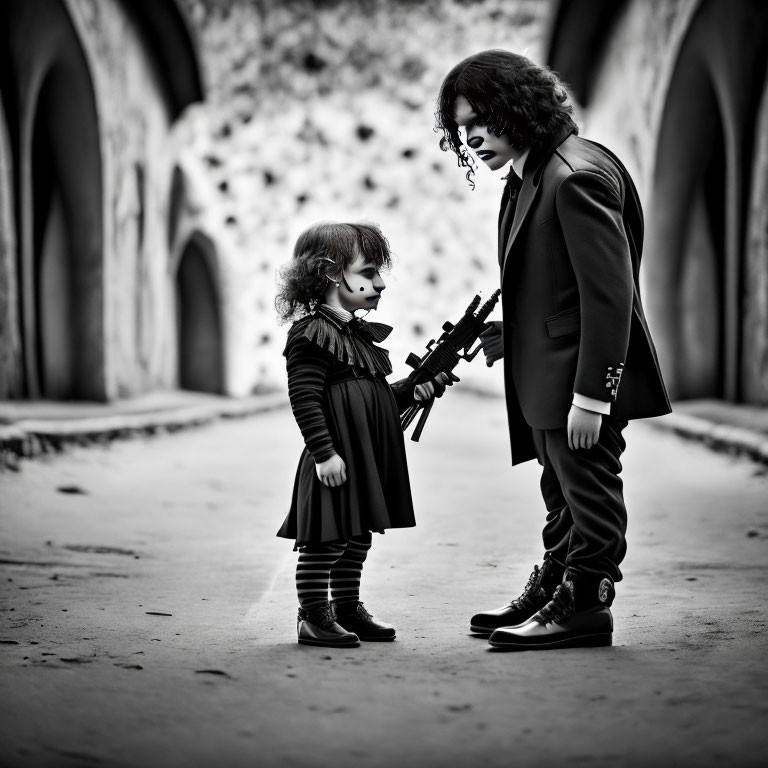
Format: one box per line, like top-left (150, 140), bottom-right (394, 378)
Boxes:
top-left (567, 405), bottom-right (602, 450)
top-left (316, 454), bottom-right (347, 487)
top-left (479, 321), bottom-right (504, 367)
top-left (413, 381), bottom-right (435, 402)
top-left (414, 372), bottom-right (456, 402)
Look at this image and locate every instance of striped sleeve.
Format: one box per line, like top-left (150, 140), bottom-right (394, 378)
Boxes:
top-left (285, 339), bottom-right (336, 463)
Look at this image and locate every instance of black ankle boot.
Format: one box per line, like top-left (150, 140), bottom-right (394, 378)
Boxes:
top-left (333, 601), bottom-right (396, 641)
top-left (297, 602), bottom-right (360, 648)
top-left (488, 568), bottom-right (615, 650)
top-left (469, 555), bottom-right (564, 634)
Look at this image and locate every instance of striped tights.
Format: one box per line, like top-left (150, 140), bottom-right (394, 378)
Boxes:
top-left (296, 533), bottom-right (372, 608)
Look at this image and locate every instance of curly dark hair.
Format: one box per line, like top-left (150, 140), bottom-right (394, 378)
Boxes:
top-left (275, 221), bottom-right (393, 323)
top-left (435, 50), bottom-right (578, 187)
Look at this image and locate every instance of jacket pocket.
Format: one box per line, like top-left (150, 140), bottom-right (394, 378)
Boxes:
top-left (545, 307), bottom-right (580, 338)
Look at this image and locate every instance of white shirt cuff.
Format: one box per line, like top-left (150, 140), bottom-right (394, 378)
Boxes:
top-left (573, 393), bottom-right (611, 415)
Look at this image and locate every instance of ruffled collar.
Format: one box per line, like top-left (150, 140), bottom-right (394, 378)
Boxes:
top-left (319, 304), bottom-right (353, 324)
top-left (285, 306), bottom-right (393, 376)
top-left (318, 305), bottom-right (392, 342)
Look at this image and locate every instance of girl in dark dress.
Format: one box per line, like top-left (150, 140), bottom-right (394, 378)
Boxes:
top-left (275, 221), bottom-right (446, 648)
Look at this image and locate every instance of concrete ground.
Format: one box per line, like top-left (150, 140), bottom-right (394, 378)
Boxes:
top-left (1, 389), bottom-right (767, 768)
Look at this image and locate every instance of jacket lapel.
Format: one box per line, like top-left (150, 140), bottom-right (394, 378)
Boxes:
top-left (501, 176), bottom-right (539, 279)
top-left (497, 193), bottom-right (514, 264)
top-left (500, 128), bottom-right (574, 281)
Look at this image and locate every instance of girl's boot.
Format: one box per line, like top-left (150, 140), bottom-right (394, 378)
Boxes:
top-left (297, 602), bottom-right (360, 647)
top-left (333, 601), bottom-right (396, 641)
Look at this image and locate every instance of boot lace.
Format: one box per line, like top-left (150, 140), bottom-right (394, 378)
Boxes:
top-left (355, 602), bottom-right (374, 621)
top-left (508, 565), bottom-right (544, 610)
top-left (535, 582), bottom-right (575, 625)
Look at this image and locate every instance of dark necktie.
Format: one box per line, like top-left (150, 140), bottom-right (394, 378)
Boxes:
top-left (499, 171), bottom-right (523, 250)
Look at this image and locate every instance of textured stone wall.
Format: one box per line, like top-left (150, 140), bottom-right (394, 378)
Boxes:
top-left (0, 99), bottom-right (21, 399)
top-left (568, 0), bottom-right (768, 404)
top-left (175, 0), bottom-right (548, 395)
top-left (743, 78), bottom-right (768, 403)
top-left (67, 0), bottom-right (181, 397)
top-left (578, 0), bottom-right (706, 396)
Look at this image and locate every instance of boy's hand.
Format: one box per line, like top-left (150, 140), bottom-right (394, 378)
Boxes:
top-left (567, 405), bottom-right (602, 450)
top-left (479, 321), bottom-right (504, 367)
top-left (316, 454), bottom-right (347, 487)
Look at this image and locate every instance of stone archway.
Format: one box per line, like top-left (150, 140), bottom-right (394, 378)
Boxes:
top-left (175, 234), bottom-right (225, 395)
top-left (647, 66), bottom-right (726, 400)
top-left (645, 0), bottom-right (768, 401)
top-left (742, 77), bottom-right (768, 403)
top-left (6, 0), bottom-right (105, 400)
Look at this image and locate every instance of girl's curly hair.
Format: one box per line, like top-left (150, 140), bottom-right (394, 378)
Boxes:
top-left (275, 221), bottom-right (392, 323)
top-left (435, 50), bottom-right (578, 187)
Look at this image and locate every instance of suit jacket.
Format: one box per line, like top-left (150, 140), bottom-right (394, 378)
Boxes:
top-left (498, 128), bottom-right (671, 465)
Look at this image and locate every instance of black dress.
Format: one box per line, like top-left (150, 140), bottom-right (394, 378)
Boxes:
top-left (276, 307), bottom-right (417, 546)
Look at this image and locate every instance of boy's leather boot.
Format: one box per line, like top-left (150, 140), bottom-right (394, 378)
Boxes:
top-left (469, 554), bottom-right (564, 634)
top-left (333, 601), bottom-right (396, 641)
top-left (297, 602), bottom-right (360, 647)
top-left (488, 568), bottom-right (614, 650)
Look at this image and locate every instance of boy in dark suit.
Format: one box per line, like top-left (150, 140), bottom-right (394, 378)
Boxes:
top-left (436, 50), bottom-right (671, 649)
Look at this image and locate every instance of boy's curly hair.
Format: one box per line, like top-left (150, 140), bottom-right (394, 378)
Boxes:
top-left (275, 221), bottom-right (392, 323)
top-left (435, 50), bottom-right (578, 187)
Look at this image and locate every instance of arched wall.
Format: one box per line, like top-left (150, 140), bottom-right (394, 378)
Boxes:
top-left (645, 50), bottom-right (725, 399)
top-left (2, 0), bottom-right (205, 403)
top-left (175, 232), bottom-right (225, 395)
top-left (644, 0), bottom-right (768, 401)
top-left (0, 97), bottom-right (22, 399)
top-left (743, 77), bottom-right (768, 403)
top-left (3, 0), bottom-right (105, 400)
top-left (547, 0), bottom-right (768, 404)
top-left (29, 59), bottom-right (105, 399)
top-left (60, 0), bottom-right (204, 399)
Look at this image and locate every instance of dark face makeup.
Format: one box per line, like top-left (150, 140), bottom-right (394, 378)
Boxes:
top-left (337, 251), bottom-right (386, 313)
top-left (452, 94), bottom-right (517, 172)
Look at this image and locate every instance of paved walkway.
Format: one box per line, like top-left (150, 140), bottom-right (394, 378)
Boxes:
top-left (659, 398), bottom-right (768, 464)
top-left (1, 390), bottom-right (767, 767)
top-left (0, 391), bottom-right (286, 468)
top-left (2, 388), bottom-right (768, 467)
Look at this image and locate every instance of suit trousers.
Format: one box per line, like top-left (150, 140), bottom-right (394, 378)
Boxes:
top-left (532, 418), bottom-right (628, 582)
